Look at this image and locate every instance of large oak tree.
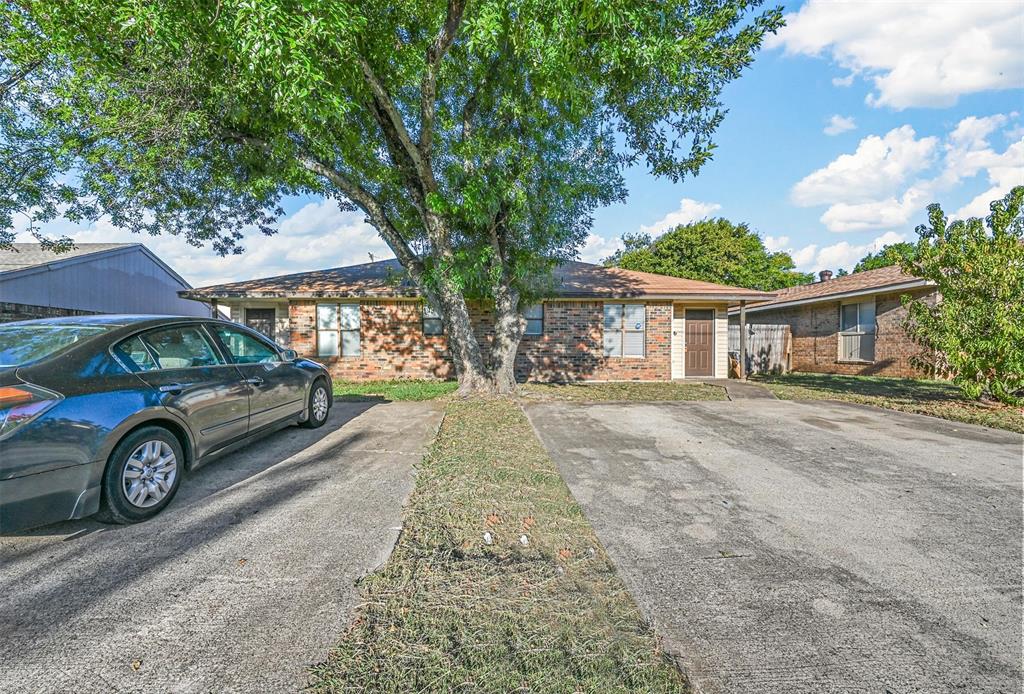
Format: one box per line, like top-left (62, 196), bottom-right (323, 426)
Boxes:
top-left (1, 1), bottom-right (782, 394)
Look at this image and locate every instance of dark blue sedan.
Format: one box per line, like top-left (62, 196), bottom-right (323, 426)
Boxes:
top-left (0, 315), bottom-right (333, 531)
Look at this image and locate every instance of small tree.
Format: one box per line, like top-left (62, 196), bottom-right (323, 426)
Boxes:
top-left (853, 242), bottom-right (917, 273)
top-left (902, 187), bottom-right (1024, 405)
top-left (605, 218), bottom-right (813, 291)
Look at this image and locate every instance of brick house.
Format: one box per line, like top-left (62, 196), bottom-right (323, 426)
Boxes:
top-left (180, 259), bottom-right (773, 382)
top-left (729, 266), bottom-right (937, 378)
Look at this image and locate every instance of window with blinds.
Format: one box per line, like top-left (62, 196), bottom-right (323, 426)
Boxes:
top-left (523, 304), bottom-right (544, 335)
top-left (603, 303), bottom-right (645, 358)
top-left (838, 299), bottom-right (875, 362)
top-left (317, 303), bottom-right (361, 357)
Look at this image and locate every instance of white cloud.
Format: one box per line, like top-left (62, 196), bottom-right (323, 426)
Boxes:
top-left (823, 114), bottom-right (856, 136)
top-left (778, 231), bottom-right (909, 273)
top-left (637, 198), bottom-right (722, 237)
top-left (792, 126), bottom-right (938, 207)
top-left (793, 115), bottom-right (1024, 232)
top-left (578, 233), bottom-right (623, 264)
top-left (762, 235), bottom-right (790, 252)
top-left (767, 0), bottom-right (1024, 109)
top-left (952, 139), bottom-right (1024, 219)
top-left (15, 199), bottom-right (393, 287)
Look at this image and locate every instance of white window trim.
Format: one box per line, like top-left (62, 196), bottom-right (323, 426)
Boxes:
top-left (604, 303), bottom-right (646, 359)
top-left (838, 299), bottom-right (876, 363)
top-left (316, 302), bottom-right (361, 358)
top-left (523, 304), bottom-right (544, 336)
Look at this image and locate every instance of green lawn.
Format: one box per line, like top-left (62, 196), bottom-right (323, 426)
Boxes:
top-left (309, 398), bottom-right (687, 693)
top-left (754, 373), bottom-right (1024, 434)
top-left (519, 381), bottom-right (726, 402)
top-left (333, 379), bottom-right (459, 401)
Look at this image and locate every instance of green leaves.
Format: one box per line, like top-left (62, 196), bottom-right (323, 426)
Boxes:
top-left (3, 0), bottom-right (780, 287)
top-left (853, 242), bottom-right (918, 273)
top-left (902, 187), bottom-right (1024, 405)
top-left (606, 218), bottom-right (814, 291)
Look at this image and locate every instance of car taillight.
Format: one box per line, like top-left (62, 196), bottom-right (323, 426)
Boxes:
top-left (0, 384), bottom-right (63, 439)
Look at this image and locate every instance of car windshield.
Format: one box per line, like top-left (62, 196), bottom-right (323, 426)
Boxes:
top-left (0, 325), bottom-right (111, 367)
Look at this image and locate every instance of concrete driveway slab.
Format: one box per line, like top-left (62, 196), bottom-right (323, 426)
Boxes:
top-left (525, 399), bottom-right (1023, 694)
top-left (0, 400), bottom-right (442, 694)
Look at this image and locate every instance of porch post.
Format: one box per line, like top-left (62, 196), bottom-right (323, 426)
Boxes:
top-left (739, 300), bottom-right (747, 381)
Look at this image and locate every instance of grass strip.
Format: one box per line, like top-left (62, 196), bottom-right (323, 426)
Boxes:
top-left (333, 379), bottom-right (459, 401)
top-left (755, 373), bottom-right (1023, 434)
top-left (309, 398), bottom-right (687, 693)
top-left (519, 381), bottom-right (725, 402)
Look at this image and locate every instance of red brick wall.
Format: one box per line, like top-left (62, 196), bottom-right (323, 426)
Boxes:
top-left (746, 288), bottom-right (935, 378)
top-left (290, 300), bottom-right (452, 380)
top-left (288, 299), bottom-right (673, 382)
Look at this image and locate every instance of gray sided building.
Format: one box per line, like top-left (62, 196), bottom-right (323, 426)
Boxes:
top-left (0, 243), bottom-right (210, 321)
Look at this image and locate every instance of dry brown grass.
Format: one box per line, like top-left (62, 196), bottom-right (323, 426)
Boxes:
top-left (309, 398), bottom-right (687, 693)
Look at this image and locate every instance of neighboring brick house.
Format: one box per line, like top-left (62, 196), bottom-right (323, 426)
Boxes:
top-left (179, 259), bottom-right (773, 382)
top-left (729, 266), bottom-right (937, 378)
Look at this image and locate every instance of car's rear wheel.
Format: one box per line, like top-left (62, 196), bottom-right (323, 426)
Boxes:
top-left (97, 426), bottom-right (184, 524)
top-left (301, 379), bottom-right (331, 429)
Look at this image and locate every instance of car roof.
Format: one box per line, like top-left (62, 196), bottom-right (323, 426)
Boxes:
top-left (0, 315), bottom-right (213, 329)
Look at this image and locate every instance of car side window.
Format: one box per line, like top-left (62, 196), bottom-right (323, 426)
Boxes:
top-left (212, 325), bottom-right (279, 364)
top-left (114, 335), bottom-right (159, 372)
top-left (140, 326), bottom-right (225, 369)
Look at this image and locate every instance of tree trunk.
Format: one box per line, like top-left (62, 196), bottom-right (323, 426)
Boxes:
top-left (433, 274), bottom-right (493, 395)
top-left (488, 276), bottom-right (523, 395)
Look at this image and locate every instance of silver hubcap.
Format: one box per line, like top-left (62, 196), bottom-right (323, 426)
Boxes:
top-left (122, 440), bottom-right (177, 508)
top-left (312, 387), bottom-right (329, 421)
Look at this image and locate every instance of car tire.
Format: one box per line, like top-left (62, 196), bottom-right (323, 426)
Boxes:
top-left (96, 426), bottom-right (184, 524)
top-left (301, 379), bottom-right (331, 429)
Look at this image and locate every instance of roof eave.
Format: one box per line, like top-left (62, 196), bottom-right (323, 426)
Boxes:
top-left (728, 280), bottom-right (933, 314)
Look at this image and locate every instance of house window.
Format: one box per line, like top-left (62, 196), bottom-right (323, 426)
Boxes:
top-left (317, 303), bottom-right (360, 357)
top-left (838, 299), bottom-right (875, 362)
top-left (603, 303), bottom-right (645, 358)
top-left (524, 304), bottom-right (543, 336)
top-left (423, 303), bottom-right (443, 336)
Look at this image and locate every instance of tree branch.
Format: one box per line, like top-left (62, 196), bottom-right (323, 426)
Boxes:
top-left (357, 55), bottom-right (435, 190)
top-left (225, 131), bottom-right (426, 281)
top-left (420, 0), bottom-right (466, 161)
top-left (0, 60), bottom-right (41, 98)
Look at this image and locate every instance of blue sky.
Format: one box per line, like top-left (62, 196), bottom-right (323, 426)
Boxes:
top-left (18, 0), bottom-right (1024, 286)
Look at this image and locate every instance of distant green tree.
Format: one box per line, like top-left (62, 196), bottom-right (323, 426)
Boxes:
top-left (605, 218), bottom-right (813, 291)
top-left (854, 242), bottom-right (918, 273)
top-left (835, 268), bottom-right (849, 277)
top-left (902, 187), bottom-right (1024, 405)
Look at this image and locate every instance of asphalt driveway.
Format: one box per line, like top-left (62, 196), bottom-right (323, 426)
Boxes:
top-left (525, 399), bottom-right (1023, 694)
top-left (0, 400), bottom-right (442, 693)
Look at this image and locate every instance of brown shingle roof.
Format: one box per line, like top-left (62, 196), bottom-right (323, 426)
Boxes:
top-left (742, 265), bottom-right (929, 311)
top-left (181, 259), bottom-right (775, 302)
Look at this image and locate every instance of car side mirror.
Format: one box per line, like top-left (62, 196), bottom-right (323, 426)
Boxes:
top-left (280, 349), bottom-right (299, 362)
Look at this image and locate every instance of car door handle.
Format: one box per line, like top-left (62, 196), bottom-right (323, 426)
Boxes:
top-left (158, 383), bottom-right (191, 394)
top-left (242, 377), bottom-right (264, 386)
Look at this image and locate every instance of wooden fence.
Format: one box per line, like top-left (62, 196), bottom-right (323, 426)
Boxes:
top-left (728, 323), bottom-right (791, 375)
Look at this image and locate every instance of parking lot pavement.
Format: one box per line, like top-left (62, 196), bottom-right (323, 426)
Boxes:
top-left (525, 399), bottom-right (1023, 694)
top-left (0, 400), bottom-right (442, 693)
